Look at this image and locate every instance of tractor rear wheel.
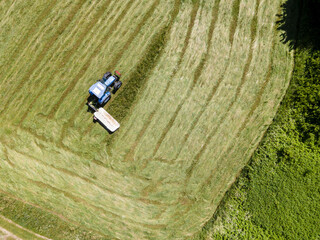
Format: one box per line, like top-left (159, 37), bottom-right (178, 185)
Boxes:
top-left (102, 95), bottom-right (111, 106)
top-left (103, 72), bottom-right (112, 80)
top-left (112, 81), bottom-right (122, 94)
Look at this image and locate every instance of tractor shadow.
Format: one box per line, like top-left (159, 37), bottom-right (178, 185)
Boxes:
top-left (277, 0), bottom-right (320, 50)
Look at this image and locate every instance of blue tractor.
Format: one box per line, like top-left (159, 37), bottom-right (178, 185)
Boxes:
top-left (88, 71), bottom-right (122, 107)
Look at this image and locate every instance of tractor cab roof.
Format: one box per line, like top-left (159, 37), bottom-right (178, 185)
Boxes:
top-left (89, 82), bottom-right (107, 99)
top-left (104, 76), bottom-right (116, 87)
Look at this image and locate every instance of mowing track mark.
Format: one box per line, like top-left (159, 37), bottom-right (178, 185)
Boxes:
top-left (8, 124), bottom-right (153, 184)
top-left (0, 0), bottom-right (58, 77)
top-left (123, 0), bottom-right (201, 162)
top-left (0, 0), bottom-right (87, 117)
top-left (0, 189), bottom-right (109, 238)
top-left (151, 0), bottom-right (224, 158)
top-left (18, 0), bottom-right (113, 125)
top-left (229, 0), bottom-right (241, 45)
top-left (184, 0), bottom-right (260, 181)
top-left (12, 147), bottom-right (173, 207)
top-left (27, 179), bottom-right (167, 229)
top-left (47, 0), bottom-right (136, 119)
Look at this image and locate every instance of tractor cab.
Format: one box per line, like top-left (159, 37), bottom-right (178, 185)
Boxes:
top-left (88, 71), bottom-right (122, 107)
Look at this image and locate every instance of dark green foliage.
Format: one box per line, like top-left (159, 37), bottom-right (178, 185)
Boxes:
top-left (0, 193), bottom-right (106, 239)
top-left (194, 1), bottom-right (320, 239)
top-left (291, 51), bottom-right (320, 146)
top-left (194, 48), bottom-right (320, 240)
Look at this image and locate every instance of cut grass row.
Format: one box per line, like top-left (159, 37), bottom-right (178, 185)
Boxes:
top-left (0, 0), bottom-right (294, 239)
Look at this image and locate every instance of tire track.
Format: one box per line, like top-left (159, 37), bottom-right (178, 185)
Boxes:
top-left (0, 0), bottom-right (87, 117)
top-left (229, 0), bottom-right (241, 45)
top-left (9, 124), bottom-right (152, 184)
top-left (151, 0), bottom-right (223, 158)
top-left (4, 123), bottom-right (153, 185)
top-left (0, 0), bottom-right (58, 77)
top-left (27, 179), bottom-right (167, 230)
top-left (61, 0), bottom-right (162, 142)
top-left (123, 0), bottom-right (201, 162)
top-left (12, 147), bottom-right (173, 207)
top-left (0, 190), bottom-right (110, 238)
top-left (46, 0), bottom-right (137, 119)
top-left (17, 0), bottom-right (113, 125)
top-left (184, 0), bottom-right (260, 181)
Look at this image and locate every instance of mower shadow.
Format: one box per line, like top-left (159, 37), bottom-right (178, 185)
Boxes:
top-left (93, 118), bottom-right (115, 135)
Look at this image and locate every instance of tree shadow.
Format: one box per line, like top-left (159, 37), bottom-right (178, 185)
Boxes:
top-left (277, 0), bottom-right (320, 51)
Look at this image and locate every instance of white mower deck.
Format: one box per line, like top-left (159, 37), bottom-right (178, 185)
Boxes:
top-left (93, 108), bottom-right (120, 133)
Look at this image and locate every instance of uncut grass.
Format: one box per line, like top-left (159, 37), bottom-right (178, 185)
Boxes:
top-left (0, 0), bottom-right (75, 87)
top-left (3, 0), bottom-right (125, 121)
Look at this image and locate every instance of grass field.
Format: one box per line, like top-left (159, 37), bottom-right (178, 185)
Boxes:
top-left (0, 0), bottom-right (293, 239)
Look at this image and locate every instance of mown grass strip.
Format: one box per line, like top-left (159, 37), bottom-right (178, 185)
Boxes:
top-left (0, 0), bottom-right (58, 76)
top-left (229, 0), bottom-right (241, 45)
top-left (200, 30), bottom-right (276, 192)
top-left (184, 0), bottom-right (260, 181)
top-left (18, 0), bottom-right (113, 125)
top-left (47, 0), bottom-right (137, 119)
top-left (151, 0), bottom-right (222, 157)
top-left (123, 1), bottom-right (200, 162)
top-left (0, 0), bottom-right (87, 116)
top-left (105, 0), bottom-right (181, 146)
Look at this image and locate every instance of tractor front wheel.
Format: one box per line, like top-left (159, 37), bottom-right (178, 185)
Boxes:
top-left (102, 95), bottom-right (111, 107)
top-left (112, 81), bottom-right (122, 94)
